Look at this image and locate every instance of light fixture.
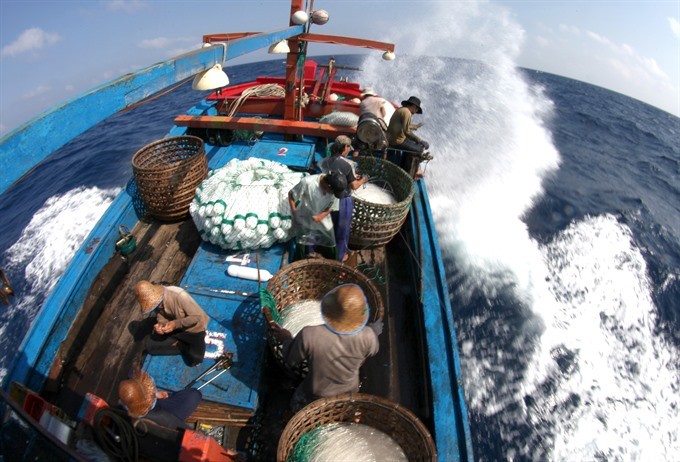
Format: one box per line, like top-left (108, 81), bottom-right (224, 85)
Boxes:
top-left (268, 39), bottom-right (290, 54)
top-left (311, 10), bottom-right (329, 25)
top-left (192, 63), bottom-right (229, 91)
top-left (292, 10), bottom-right (309, 25)
top-left (382, 51), bottom-right (396, 61)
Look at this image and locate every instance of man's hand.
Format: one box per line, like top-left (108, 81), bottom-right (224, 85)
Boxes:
top-left (270, 324), bottom-right (292, 342)
top-left (156, 390), bottom-right (169, 399)
top-left (155, 321), bottom-right (177, 334)
top-left (312, 213), bottom-right (324, 223)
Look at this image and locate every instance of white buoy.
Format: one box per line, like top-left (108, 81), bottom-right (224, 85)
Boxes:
top-left (227, 265), bottom-right (273, 281)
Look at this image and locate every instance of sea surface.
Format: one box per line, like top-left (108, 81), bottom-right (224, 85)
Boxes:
top-left (0, 53), bottom-right (678, 461)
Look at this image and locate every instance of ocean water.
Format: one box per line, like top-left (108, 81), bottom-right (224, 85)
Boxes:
top-left (0, 51), bottom-right (678, 462)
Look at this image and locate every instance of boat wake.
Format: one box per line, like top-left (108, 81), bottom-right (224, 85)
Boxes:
top-left (0, 186), bottom-right (118, 382)
top-left (359, 1), bottom-right (679, 460)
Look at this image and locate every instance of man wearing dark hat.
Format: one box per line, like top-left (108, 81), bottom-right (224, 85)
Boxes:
top-left (273, 284), bottom-right (383, 411)
top-left (387, 96), bottom-right (432, 175)
top-left (318, 135), bottom-right (368, 262)
top-left (135, 280), bottom-right (210, 366)
top-left (288, 172), bottom-right (346, 259)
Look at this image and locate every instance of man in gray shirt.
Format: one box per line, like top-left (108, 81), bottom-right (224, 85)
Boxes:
top-left (273, 284), bottom-right (383, 411)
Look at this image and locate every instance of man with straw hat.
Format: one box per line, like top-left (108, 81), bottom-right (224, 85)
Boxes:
top-left (118, 368), bottom-right (202, 429)
top-left (135, 280), bottom-right (210, 366)
top-left (273, 284), bottom-right (383, 411)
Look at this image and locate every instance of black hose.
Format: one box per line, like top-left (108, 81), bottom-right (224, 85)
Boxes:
top-left (92, 408), bottom-right (139, 462)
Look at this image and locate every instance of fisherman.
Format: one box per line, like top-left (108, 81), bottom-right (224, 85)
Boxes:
top-left (288, 172), bottom-right (346, 260)
top-left (118, 368), bottom-right (201, 429)
top-left (318, 135), bottom-right (368, 262)
top-left (135, 280), bottom-right (210, 367)
top-left (359, 87), bottom-right (395, 127)
top-left (117, 369), bottom-right (244, 460)
top-left (272, 284), bottom-right (383, 411)
top-left (386, 96), bottom-right (431, 177)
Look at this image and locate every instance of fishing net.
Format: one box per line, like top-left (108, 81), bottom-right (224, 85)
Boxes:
top-left (278, 300), bottom-right (324, 338)
top-left (189, 157), bottom-right (304, 250)
top-left (277, 393), bottom-right (436, 461)
top-left (319, 111), bottom-right (359, 127)
top-left (288, 423), bottom-right (406, 462)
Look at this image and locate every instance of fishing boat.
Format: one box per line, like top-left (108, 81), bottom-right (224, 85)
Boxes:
top-left (0, 2), bottom-right (472, 461)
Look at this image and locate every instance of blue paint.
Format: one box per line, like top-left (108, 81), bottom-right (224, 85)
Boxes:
top-left (11, 190), bottom-right (141, 390)
top-left (246, 140), bottom-right (315, 170)
top-left (0, 26), bottom-right (305, 196)
top-left (413, 180), bottom-right (474, 462)
top-left (145, 242), bottom-right (287, 409)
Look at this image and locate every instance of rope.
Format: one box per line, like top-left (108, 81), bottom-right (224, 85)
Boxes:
top-left (226, 83), bottom-right (285, 116)
top-left (93, 408), bottom-right (139, 462)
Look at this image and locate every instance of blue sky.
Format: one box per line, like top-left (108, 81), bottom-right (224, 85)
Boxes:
top-left (1, 0), bottom-right (678, 136)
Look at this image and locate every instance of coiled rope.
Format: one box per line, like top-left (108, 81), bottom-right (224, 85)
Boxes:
top-left (226, 84), bottom-right (285, 116)
top-left (93, 408), bottom-right (139, 462)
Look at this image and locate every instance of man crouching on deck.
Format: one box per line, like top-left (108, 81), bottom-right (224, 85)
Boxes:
top-left (135, 280), bottom-right (209, 366)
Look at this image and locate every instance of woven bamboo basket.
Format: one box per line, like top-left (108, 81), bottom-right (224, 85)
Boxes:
top-left (262, 259), bottom-right (384, 378)
top-left (131, 136), bottom-right (208, 221)
top-left (350, 156), bottom-right (414, 248)
top-left (277, 393), bottom-right (437, 461)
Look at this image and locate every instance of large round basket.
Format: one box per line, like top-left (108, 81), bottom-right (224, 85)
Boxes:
top-left (350, 156), bottom-right (414, 248)
top-left (277, 393), bottom-right (437, 461)
top-left (262, 259), bottom-right (383, 378)
top-left (131, 136), bottom-right (208, 221)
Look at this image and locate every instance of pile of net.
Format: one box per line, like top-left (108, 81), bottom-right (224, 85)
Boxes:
top-left (289, 422), bottom-right (407, 462)
top-left (278, 300), bottom-right (324, 338)
top-left (319, 111), bottom-right (359, 127)
top-left (190, 158), bottom-right (305, 250)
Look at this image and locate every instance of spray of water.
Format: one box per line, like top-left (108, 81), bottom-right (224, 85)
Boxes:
top-left (0, 186), bottom-right (118, 382)
top-left (359, 1), bottom-right (678, 460)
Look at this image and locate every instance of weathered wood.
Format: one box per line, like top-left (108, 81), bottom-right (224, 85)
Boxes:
top-left (174, 115), bottom-right (356, 137)
top-left (52, 219), bottom-right (201, 415)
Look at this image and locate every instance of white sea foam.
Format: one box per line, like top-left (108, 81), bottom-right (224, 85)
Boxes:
top-left (359, 1), bottom-right (678, 460)
top-left (0, 186), bottom-right (118, 383)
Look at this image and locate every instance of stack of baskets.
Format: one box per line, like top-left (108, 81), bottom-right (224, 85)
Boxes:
top-left (350, 156), bottom-right (414, 248)
top-left (132, 136), bottom-right (208, 221)
top-left (277, 393), bottom-right (437, 461)
top-left (262, 259), bottom-right (383, 378)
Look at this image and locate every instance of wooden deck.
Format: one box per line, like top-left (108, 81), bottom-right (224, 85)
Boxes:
top-left (40, 211), bottom-right (431, 458)
top-left (46, 218), bottom-right (201, 416)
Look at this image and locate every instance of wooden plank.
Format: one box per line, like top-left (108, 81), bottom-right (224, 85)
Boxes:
top-left (299, 33), bottom-right (395, 52)
top-left (174, 115), bottom-right (356, 137)
top-left (52, 219), bottom-right (201, 415)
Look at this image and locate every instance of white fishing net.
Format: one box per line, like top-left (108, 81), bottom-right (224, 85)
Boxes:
top-left (279, 300), bottom-right (324, 338)
top-left (189, 157), bottom-right (305, 250)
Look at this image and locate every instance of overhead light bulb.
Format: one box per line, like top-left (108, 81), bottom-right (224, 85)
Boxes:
top-left (311, 10), bottom-right (329, 25)
top-left (192, 64), bottom-right (229, 90)
top-left (292, 10), bottom-right (309, 25)
top-left (382, 51), bottom-right (396, 61)
top-left (268, 40), bottom-right (290, 54)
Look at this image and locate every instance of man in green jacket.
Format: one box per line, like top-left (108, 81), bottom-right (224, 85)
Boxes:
top-left (386, 96), bottom-right (432, 176)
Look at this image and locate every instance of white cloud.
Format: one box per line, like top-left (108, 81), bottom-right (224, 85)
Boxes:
top-left (105, 0), bottom-right (147, 13)
top-left (1, 28), bottom-right (62, 58)
top-left (669, 17), bottom-right (680, 38)
top-left (22, 85), bottom-right (51, 100)
top-left (138, 36), bottom-right (196, 50)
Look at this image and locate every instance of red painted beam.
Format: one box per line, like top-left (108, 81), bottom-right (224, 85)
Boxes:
top-left (202, 33), bottom-right (261, 43)
top-left (174, 115), bottom-right (356, 138)
top-left (299, 33), bottom-right (395, 52)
